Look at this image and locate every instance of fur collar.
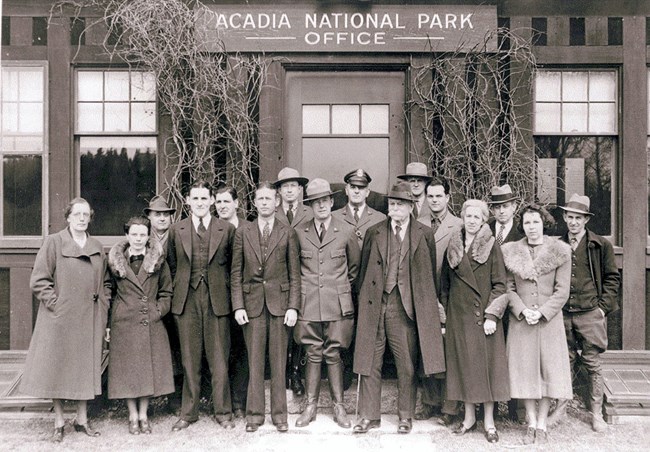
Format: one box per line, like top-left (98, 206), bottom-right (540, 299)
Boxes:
top-left (108, 239), bottom-right (164, 278)
top-left (447, 223), bottom-right (495, 268)
top-left (501, 237), bottom-right (571, 281)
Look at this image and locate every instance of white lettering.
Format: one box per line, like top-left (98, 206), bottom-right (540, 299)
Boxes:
top-left (303, 31), bottom-right (386, 46)
top-left (228, 13), bottom-right (241, 29)
top-left (379, 14), bottom-right (393, 29)
top-left (214, 13), bottom-right (291, 30)
top-left (278, 14), bottom-right (291, 28)
top-left (350, 13), bottom-right (364, 29)
top-left (305, 13), bottom-right (317, 28)
top-left (461, 14), bottom-right (473, 29)
top-left (445, 14), bottom-right (457, 29)
top-left (305, 31), bottom-right (320, 45)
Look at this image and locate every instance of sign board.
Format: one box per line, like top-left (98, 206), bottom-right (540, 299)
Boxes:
top-left (196, 5), bottom-right (498, 53)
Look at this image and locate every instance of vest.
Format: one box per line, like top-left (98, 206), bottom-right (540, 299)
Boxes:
top-left (384, 225), bottom-right (414, 319)
top-left (567, 235), bottom-right (598, 312)
top-left (190, 223), bottom-right (210, 289)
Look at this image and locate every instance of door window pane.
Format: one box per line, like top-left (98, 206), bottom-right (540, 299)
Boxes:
top-left (3, 155), bottom-right (42, 236)
top-left (302, 105), bottom-right (329, 134)
top-left (361, 105), bottom-right (389, 134)
top-left (332, 105), bottom-right (359, 134)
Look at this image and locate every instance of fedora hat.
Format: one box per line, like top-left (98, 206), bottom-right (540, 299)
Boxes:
top-left (488, 184), bottom-right (519, 204)
top-left (560, 193), bottom-right (594, 216)
top-left (397, 162), bottom-right (432, 182)
top-left (274, 167), bottom-right (309, 188)
top-left (386, 181), bottom-right (414, 203)
top-left (303, 178), bottom-right (339, 203)
top-left (344, 168), bottom-right (372, 187)
top-left (143, 196), bottom-right (176, 215)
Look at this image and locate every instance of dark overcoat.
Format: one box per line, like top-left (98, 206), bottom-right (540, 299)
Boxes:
top-left (107, 240), bottom-right (174, 399)
top-left (21, 229), bottom-right (111, 400)
top-left (441, 224), bottom-right (510, 404)
top-left (353, 219), bottom-right (445, 376)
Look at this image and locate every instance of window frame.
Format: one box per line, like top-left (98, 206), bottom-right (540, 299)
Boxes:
top-left (0, 61), bottom-right (49, 247)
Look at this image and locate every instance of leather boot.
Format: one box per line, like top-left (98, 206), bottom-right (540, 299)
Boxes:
top-left (295, 362), bottom-right (321, 427)
top-left (547, 399), bottom-right (568, 427)
top-left (328, 362), bottom-right (351, 429)
top-left (589, 374), bottom-right (608, 432)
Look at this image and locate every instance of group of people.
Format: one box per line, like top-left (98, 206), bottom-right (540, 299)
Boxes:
top-left (19, 161), bottom-right (620, 445)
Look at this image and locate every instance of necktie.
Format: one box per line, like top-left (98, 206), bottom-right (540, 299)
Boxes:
top-left (431, 217), bottom-right (440, 234)
top-left (496, 224), bottom-right (504, 245)
top-left (318, 222), bottom-right (326, 242)
top-left (262, 221), bottom-right (271, 260)
top-left (414, 202), bottom-right (420, 219)
top-left (287, 203), bottom-right (294, 224)
top-left (570, 237), bottom-right (578, 251)
top-left (395, 224), bottom-right (402, 243)
top-left (353, 207), bottom-right (360, 223)
top-left (198, 220), bottom-right (207, 235)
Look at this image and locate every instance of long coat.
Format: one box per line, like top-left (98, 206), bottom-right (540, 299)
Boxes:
top-left (441, 224), bottom-right (510, 404)
top-left (296, 217), bottom-right (360, 322)
top-left (332, 204), bottom-right (386, 249)
top-left (353, 219), bottom-right (445, 376)
top-left (433, 211), bottom-right (463, 290)
top-left (107, 240), bottom-right (174, 399)
top-left (21, 229), bottom-right (111, 400)
top-left (498, 236), bottom-right (573, 400)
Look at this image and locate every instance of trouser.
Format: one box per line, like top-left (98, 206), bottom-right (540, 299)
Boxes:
top-left (420, 376), bottom-right (461, 415)
top-left (175, 281), bottom-right (231, 422)
top-left (295, 318), bottom-right (354, 365)
top-left (229, 317), bottom-right (249, 411)
top-left (358, 289), bottom-right (418, 420)
top-left (243, 305), bottom-right (289, 425)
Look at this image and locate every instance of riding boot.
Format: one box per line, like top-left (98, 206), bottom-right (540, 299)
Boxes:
top-left (589, 373), bottom-right (608, 432)
top-left (328, 361), bottom-right (351, 428)
top-left (295, 362), bottom-right (321, 427)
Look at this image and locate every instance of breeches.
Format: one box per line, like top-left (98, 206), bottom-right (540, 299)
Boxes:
top-left (295, 318), bottom-right (354, 365)
top-left (564, 308), bottom-right (608, 375)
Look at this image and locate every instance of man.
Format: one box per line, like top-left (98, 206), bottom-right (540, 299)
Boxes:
top-left (167, 180), bottom-right (236, 431)
top-left (215, 186), bottom-right (249, 419)
top-left (415, 177), bottom-right (463, 426)
top-left (294, 178), bottom-right (360, 429)
top-left (274, 167), bottom-right (311, 396)
top-left (145, 195), bottom-right (175, 254)
top-left (353, 181), bottom-right (445, 434)
top-left (397, 162), bottom-right (433, 226)
top-left (552, 194), bottom-right (620, 432)
top-left (231, 181), bottom-right (301, 433)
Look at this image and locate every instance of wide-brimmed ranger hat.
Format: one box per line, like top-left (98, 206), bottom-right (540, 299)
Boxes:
top-left (344, 168), bottom-right (372, 187)
top-left (274, 167), bottom-right (309, 188)
top-left (488, 184), bottom-right (519, 205)
top-left (143, 196), bottom-right (176, 215)
top-left (397, 162), bottom-right (432, 182)
top-left (559, 193), bottom-right (594, 216)
top-left (386, 181), bottom-right (414, 203)
top-left (303, 178), bottom-right (339, 203)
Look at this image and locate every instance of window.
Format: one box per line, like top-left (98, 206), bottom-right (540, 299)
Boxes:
top-left (75, 70), bottom-right (157, 235)
top-left (1, 64), bottom-right (47, 238)
top-left (534, 70), bottom-right (617, 237)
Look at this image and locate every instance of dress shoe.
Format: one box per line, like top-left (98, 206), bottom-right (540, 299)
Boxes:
top-left (73, 421), bottom-right (100, 437)
top-left (397, 418), bottom-right (412, 434)
top-left (535, 428), bottom-right (548, 444)
top-left (333, 403), bottom-right (351, 429)
top-left (522, 427), bottom-right (536, 445)
top-left (139, 419), bottom-right (152, 434)
top-left (275, 422), bottom-right (289, 432)
top-left (50, 426), bottom-right (64, 443)
top-left (233, 408), bottom-right (245, 419)
top-left (245, 422), bottom-right (260, 432)
top-left (290, 376), bottom-right (305, 396)
top-left (217, 418), bottom-right (235, 429)
top-left (353, 418), bottom-right (381, 433)
top-left (414, 403), bottom-right (440, 420)
top-left (451, 421), bottom-right (477, 435)
top-left (437, 413), bottom-right (458, 426)
top-left (171, 419), bottom-right (194, 432)
top-left (485, 427), bottom-right (499, 443)
top-left (128, 421), bottom-right (140, 435)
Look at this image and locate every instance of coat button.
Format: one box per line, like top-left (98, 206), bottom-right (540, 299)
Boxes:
top-left (140, 308), bottom-right (148, 314)
top-left (320, 284), bottom-right (323, 288)
top-left (258, 267), bottom-right (262, 271)
top-left (532, 304), bottom-right (539, 309)
top-left (477, 320), bottom-right (483, 326)
top-left (474, 302), bottom-right (480, 307)
top-left (141, 320), bottom-right (149, 326)
top-left (474, 311), bottom-right (481, 317)
top-left (142, 296), bottom-right (148, 302)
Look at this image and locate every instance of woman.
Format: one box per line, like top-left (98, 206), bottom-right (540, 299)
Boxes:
top-left (107, 216), bottom-right (174, 434)
top-left (500, 203), bottom-right (572, 445)
top-left (441, 199), bottom-right (509, 444)
top-left (21, 198), bottom-right (111, 442)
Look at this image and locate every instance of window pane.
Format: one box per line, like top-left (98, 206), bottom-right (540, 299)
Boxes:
top-left (1, 70), bottom-right (19, 101)
top-left (104, 72), bottom-right (130, 101)
top-left (104, 103), bottom-right (130, 132)
top-left (562, 103), bottom-right (588, 133)
top-left (361, 105), bottom-right (389, 134)
top-left (2, 103), bottom-right (18, 133)
top-left (77, 71), bottom-right (104, 101)
top-left (13, 136), bottom-right (43, 152)
top-left (302, 105), bottom-right (329, 134)
top-left (80, 136), bottom-right (157, 235)
top-left (535, 136), bottom-right (613, 236)
top-left (131, 102), bottom-right (156, 132)
top-left (77, 103), bottom-right (103, 132)
top-left (534, 102), bottom-right (561, 133)
top-left (562, 72), bottom-right (588, 101)
top-left (589, 103), bottom-right (617, 134)
top-left (18, 103), bottom-right (43, 133)
top-left (589, 72), bottom-right (616, 102)
top-left (332, 105), bottom-right (359, 134)
top-left (19, 69), bottom-right (43, 102)
top-left (535, 71), bottom-right (561, 101)
top-left (3, 155), bottom-right (42, 236)
top-left (131, 72), bottom-right (156, 101)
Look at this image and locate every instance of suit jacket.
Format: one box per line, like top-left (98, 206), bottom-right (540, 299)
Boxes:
top-left (489, 218), bottom-right (525, 244)
top-left (433, 211), bottom-right (464, 291)
top-left (296, 217), bottom-right (360, 321)
top-left (332, 204), bottom-right (386, 249)
top-left (276, 203), bottom-right (313, 229)
top-left (353, 220), bottom-right (445, 377)
top-left (230, 218), bottom-right (301, 318)
top-left (167, 216), bottom-right (236, 316)
top-left (414, 196), bottom-right (433, 227)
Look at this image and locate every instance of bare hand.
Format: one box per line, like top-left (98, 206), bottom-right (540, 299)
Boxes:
top-left (284, 308), bottom-right (297, 327)
top-left (235, 309), bottom-right (249, 325)
top-left (437, 302), bottom-right (446, 324)
top-left (484, 319), bottom-right (497, 335)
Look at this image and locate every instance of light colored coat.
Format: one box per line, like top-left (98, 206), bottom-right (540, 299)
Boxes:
top-left (332, 204), bottom-right (386, 249)
top-left (21, 229), bottom-right (111, 400)
top-left (414, 196), bottom-right (433, 227)
top-left (433, 211), bottom-right (463, 290)
top-left (496, 237), bottom-right (573, 400)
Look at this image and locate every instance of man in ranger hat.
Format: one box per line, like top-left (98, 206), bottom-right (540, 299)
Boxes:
top-left (353, 181), bottom-right (445, 434)
top-left (294, 178), bottom-right (360, 430)
top-left (274, 167), bottom-right (311, 396)
top-left (549, 194), bottom-right (620, 432)
top-left (397, 162), bottom-right (433, 226)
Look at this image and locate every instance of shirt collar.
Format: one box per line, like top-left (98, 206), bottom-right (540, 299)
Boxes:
top-left (391, 217), bottom-right (410, 236)
top-left (432, 208), bottom-right (448, 223)
top-left (570, 229), bottom-right (586, 243)
top-left (315, 216), bottom-right (332, 232)
top-left (191, 214), bottom-right (211, 231)
top-left (349, 203), bottom-right (366, 217)
top-left (258, 216), bottom-right (275, 233)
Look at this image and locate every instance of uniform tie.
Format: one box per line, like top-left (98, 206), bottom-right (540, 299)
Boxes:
top-left (287, 203), bottom-right (294, 224)
top-left (318, 222), bottom-right (326, 242)
top-left (353, 207), bottom-right (360, 223)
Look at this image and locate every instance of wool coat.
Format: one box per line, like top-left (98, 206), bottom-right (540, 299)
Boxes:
top-left (332, 204), bottom-right (386, 249)
top-left (441, 224), bottom-right (510, 404)
top-left (353, 219), bottom-right (445, 377)
top-left (20, 229), bottom-right (111, 400)
top-left (492, 236), bottom-right (573, 400)
top-left (107, 239), bottom-right (174, 399)
top-left (433, 211), bottom-right (463, 291)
